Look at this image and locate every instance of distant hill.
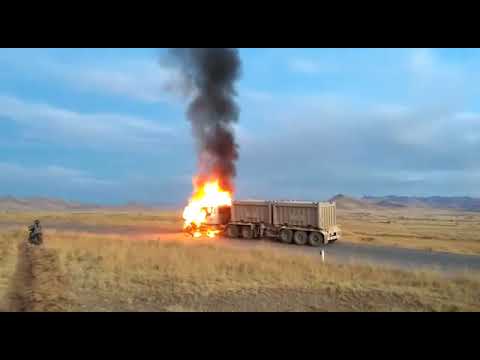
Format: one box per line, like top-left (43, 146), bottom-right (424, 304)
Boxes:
top-left (363, 196), bottom-right (480, 212)
top-left (373, 200), bottom-right (407, 209)
top-left (327, 194), bottom-right (480, 211)
top-left (3, 195), bottom-right (479, 213)
top-left (0, 196), bottom-right (176, 212)
top-left (329, 194), bottom-right (379, 210)
top-left (0, 196), bottom-right (95, 212)
top-left (109, 202), bottom-right (179, 212)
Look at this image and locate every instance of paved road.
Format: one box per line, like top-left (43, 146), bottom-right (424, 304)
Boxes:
top-left (325, 242), bottom-right (480, 273)
top-left (222, 237), bottom-right (480, 274)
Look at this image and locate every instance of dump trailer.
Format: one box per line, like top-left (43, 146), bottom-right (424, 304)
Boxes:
top-left (224, 200), bottom-right (340, 246)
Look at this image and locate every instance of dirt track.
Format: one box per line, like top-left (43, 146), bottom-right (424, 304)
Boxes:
top-left (7, 241), bottom-right (75, 312)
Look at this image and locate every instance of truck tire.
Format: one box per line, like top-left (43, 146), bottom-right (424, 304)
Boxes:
top-left (279, 229), bottom-right (293, 244)
top-left (308, 232), bottom-right (324, 247)
top-left (241, 226), bottom-right (253, 239)
top-left (227, 225), bottom-right (239, 238)
top-left (293, 231), bottom-right (307, 245)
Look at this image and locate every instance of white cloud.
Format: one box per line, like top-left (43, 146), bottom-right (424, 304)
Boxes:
top-left (56, 60), bottom-right (186, 104)
top-left (0, 162), bottom-right (114, 187)
top-left (372, 104), bottom-right (411, 118)
top-left (0, 50), bottom-right (185, 105)
top-left (288, 58), bottom-right (336, 74)
top-left (0, 94), bottom-right (175, 149)
top-left (234, 92), bottom-right (480, 198)
top-left (408, 48), bottom-right (436, 76)
top-left (2, 49), bottom-right (480, 200)
top-left (455, 112), bottom-right (480, 121)
top-left (406, 48), bottom-right (466, 103)
top-left (240, 88), bottom-right (275, 103)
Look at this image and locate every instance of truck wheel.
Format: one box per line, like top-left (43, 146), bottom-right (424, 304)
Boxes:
top-left (308, 232), bottom-right (324, 247)
top-left (279, 229), bottom-right (293, 244)
top-left (293, 231), bottom-right (307, 245)
top-left (227, 225), bottom-right (239, 238)
top-left (241, 226), bottom-right (253, 239)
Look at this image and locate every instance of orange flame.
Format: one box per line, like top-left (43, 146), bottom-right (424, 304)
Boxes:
top-left (206, 229), bottom-right (221, 238)
top-left (183, 179), bottom-right (232, 237)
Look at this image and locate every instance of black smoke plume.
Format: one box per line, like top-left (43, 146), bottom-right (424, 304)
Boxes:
top-left (167, 48), bottom-right (241, 192)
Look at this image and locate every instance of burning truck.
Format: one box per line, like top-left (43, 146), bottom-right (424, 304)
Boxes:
top-left (182, 181), bottom-right (340, 246)
top-left (170, 49), bottom-right (339, 246)
top-left (182, 180), bottom-right (232, 238)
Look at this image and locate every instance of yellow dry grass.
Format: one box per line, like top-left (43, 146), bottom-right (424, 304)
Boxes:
top-left (338, 208), bottom-right (480, 256)
top-left (3, 206), bottom-right (480, 256)
top-left (0, 232), bottom-right (18, 311)
top-left (0, 210), bottom-right (181, 228)
top-left (1, 229), bottom-right (479, 312)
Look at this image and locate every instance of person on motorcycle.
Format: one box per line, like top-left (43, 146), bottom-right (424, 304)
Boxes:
top-left (28, 219), bottom-right (43, 245)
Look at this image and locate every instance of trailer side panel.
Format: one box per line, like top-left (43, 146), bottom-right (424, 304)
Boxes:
top-left (231, 200), bottom-right (272, 224)
top-left (272, 201), bottom-right (336, 230)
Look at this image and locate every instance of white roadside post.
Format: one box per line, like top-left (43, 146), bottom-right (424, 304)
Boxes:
top-left (321, 248), bottom-right (325, 263)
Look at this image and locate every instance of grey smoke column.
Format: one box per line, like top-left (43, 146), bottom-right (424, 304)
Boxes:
top-left (168, 48), bottom-right (241, 192)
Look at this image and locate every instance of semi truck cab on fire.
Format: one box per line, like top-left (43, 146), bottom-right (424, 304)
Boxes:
top-left (204, 205), bottom-right (231, 226)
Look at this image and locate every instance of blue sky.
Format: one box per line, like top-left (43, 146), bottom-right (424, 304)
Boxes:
top-left (1, 48), bottom-right (479, 204)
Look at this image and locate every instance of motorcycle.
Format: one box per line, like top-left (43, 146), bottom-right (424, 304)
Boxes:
top-left (27, 224), bottom-right (43, 245)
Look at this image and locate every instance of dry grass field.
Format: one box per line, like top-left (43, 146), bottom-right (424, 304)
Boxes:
top-left (2, 206), bottom-right (480, 256)
top-left (0, 210), bottom-right (181, 230)
top-left (338, 208), bottom-right (480, 256)
top-left (1, 226), bottom-right (479, 312)
top-left (1, 208), bottom-right (480, 312)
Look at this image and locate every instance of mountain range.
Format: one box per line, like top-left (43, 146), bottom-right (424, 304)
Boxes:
top-left (1, 195), bottom-right (480, 212)
top-left (331, 194), bottom-right (480, 212)
top-left (0, 196), bottom-right (175, 212)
